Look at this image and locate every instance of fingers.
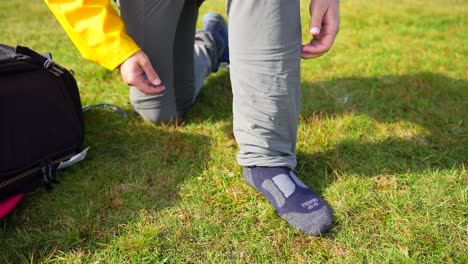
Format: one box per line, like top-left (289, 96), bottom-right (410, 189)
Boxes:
top-left (137, 55), bottom-right (165, 95)
top-left (301, 32), bottom-right (336, 59)
top-left (309, 0), bottom-right (328, 36)
top-left (119, 50), bottom-right (166, 95)
top-left (301, 44), bottom-right (326, 59)
top-left (139, 56), bottom-right (161, 87)
top-left (134, 79), bottom-right (165, 95)
top-left (133, 72), bottom-right (165, 94)
top-left (302, 0), bottom-right (340, 60)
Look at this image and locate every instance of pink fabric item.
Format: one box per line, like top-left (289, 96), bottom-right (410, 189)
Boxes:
top-left (0, 194), bottom-right (24, 218)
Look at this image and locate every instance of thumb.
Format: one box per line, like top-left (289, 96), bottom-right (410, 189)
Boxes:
top-left (140, 60), bottom-right (161, 86)
top-left (309, 0), bottom-right (328, 36)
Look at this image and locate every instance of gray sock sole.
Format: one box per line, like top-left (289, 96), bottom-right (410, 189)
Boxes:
top-left (243, 166), bottom-right (254, 186)
top-left (281, 205), bottom-right (333, 236)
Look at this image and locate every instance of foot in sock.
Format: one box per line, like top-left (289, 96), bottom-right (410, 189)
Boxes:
top-left (202, 13), bottom-right (229, 72)
top-left (243, 166), bottom-right (333, 236)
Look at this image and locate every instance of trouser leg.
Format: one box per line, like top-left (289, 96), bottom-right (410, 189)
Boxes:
top-left (120, 0), bottom-right (183, 123)
top-left (172, 0), bottom-right (220, 115)
top-left (173, 1), bottom-right (219, 115)
top-left (193, 30), bottom-right (218, 97)
top-left (173, 0), bottom-right (203, 117)
top-left (227, 0), bottom-right (302, 169)
top-left (120, 0), bottom-right (218, 123)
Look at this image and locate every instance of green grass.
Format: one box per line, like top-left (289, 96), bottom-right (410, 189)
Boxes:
top-left (1, 0), bottom-right (467, 263)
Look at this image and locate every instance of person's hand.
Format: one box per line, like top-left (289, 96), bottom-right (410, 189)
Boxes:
top-left (302, 0), bottom-right (340, 59)
top-left (118, 50), bottom-right (165, 95)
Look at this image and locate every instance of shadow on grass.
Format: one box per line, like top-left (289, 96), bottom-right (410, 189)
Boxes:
top-left (187, 69), bottom-right (233, 124)
top-left (0, 72), bottom-right (465, 259)
top-left (0, 109), bottom-right (212, 262)
top-left (295, 72), bottom-right (466, 190)
top-left (190, 71), bottom-right (466, 195)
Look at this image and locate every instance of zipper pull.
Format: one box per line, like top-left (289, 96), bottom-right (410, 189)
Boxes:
top-left (47, 164), bottom-right (59, 184)
top-left (44, 59), bottom-right (64, 76)
top-left (41, 165), bottom-right (53, 191)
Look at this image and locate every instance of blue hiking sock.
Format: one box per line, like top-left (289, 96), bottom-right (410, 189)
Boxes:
top-left (243, 166), bottom-right (333, 236)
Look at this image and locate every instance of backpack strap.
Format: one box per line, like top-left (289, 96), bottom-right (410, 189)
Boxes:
top-left (83, 103), bottom-right (129, 120)
top-left (16, 46), bottom-right (64, 76)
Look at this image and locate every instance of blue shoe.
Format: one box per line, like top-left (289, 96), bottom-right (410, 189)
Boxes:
top-left (202, 13), bottom-right (229, 72)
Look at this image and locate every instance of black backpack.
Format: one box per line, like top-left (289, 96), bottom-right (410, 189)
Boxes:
top-left (0, 44), bottom-right (85, 207)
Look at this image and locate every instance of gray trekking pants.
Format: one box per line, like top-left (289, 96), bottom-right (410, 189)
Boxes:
top-left (119, 0), bottom-right (215, 122)
top-left (120, 0), bottom-right (301, 169)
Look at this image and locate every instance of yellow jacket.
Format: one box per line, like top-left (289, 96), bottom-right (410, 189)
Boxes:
top-left (44, 0), bottom-right (140, 70)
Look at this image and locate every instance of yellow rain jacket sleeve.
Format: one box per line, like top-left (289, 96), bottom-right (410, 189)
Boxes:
top-left (44, 0), bottom-right (140, 70)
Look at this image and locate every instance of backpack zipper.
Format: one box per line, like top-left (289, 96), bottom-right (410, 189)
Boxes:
top-left (0, 152), bottom-right (77, 190)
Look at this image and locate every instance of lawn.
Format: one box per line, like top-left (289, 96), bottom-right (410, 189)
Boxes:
top-left (0, 0), bottom-right (466, 263)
